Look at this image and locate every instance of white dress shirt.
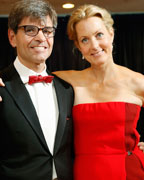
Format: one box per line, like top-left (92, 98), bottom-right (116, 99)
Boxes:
top-left (14, 57), bottom-right (59, 179)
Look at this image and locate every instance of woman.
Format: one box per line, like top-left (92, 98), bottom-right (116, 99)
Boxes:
top-left (53, 4), bottom-right (144, 180)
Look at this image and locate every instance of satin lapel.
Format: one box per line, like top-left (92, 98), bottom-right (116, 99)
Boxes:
top-left (52, 77), bottom-right (68, 154)
top-left (5, 66), bottom-right (48, 152)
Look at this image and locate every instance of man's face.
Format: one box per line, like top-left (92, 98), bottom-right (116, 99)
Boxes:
top-left (8, 16), bottom-right (54, 72)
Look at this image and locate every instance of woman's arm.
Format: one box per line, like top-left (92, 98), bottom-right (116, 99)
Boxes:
top-left (0, 78), bottom-right (5, 101)
top-left (138, 142), bottom-right (144, 152)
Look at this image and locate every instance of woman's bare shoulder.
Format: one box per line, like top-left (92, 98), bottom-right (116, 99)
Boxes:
top-left (52, 70), bottom-right (79, 78)
top-left (118, 65), bottom-right (144, 96)
top-left (52, 70), bottom-right (80, 84)
top-left (118, 65), bottom-right (144, 79)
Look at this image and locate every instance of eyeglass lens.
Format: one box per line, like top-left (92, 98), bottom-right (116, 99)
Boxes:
top-left (22, 25), bottom-right (55, 37)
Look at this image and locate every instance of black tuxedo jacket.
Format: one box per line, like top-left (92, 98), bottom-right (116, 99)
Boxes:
top-left (0, 64), bottom-right (74, 180)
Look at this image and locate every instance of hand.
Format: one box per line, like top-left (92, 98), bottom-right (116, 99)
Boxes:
top-left (138, 142), bottom-right (144, 152)
top-left (0, 78), bottom-right (5, 102)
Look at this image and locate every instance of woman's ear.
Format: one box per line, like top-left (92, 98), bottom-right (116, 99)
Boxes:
top-left (109, 28), bottom-right (114, 42)
top-left (74, 40), bottom-right (81, 51)
top-left (74, 40), bottom-right (78, 48)
top-left (8, 29), bottom-right (17, 48)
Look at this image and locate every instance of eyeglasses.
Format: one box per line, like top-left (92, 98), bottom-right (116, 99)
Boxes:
top-left (18, 25), bottom-right (56, 38)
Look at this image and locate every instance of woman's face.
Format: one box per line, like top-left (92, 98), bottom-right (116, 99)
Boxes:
top-left (75, 16), bottom-right (114, 67)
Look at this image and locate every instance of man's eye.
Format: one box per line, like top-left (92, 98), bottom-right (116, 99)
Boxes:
top-left (43, 29), bottom-right (50, 33)
top-left (26, 27), bottom-right (35, 33)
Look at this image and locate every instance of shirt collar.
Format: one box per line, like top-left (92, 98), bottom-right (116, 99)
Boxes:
top-left (14, 57), bottom-right (48, 84)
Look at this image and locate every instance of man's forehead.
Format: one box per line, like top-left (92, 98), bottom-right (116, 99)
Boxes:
top-left (20, 16), bottom-right (53, 26)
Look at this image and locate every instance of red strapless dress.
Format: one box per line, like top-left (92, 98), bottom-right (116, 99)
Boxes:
top-left (72, 102), bottom-right (144, 180)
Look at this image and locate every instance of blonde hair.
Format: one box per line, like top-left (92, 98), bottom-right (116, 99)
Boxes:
top-left (67, 4), bottom-right (114, 42)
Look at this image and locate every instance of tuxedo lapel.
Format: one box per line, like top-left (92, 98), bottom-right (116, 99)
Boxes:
top-left (52, 77), bottom-right (68, 154)
top-left (4, 65), bottom-right (49, 152)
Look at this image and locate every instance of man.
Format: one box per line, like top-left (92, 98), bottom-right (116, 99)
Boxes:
top-left (0, 0), bottom-right (74, 180)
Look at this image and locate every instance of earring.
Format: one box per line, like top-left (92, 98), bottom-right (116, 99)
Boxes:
top-left (82, 55), bottom-right (84, 59)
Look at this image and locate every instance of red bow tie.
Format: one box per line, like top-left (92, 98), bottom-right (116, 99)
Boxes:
top-left (28, 75), bottom-right (54, 85)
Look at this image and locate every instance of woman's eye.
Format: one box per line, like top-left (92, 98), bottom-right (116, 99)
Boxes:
top-left (81, 38), bottom-right (88, 43)
top-left (97, 32), bottom-right (104, 38)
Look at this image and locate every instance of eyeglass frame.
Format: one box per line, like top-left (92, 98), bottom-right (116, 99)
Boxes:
top-left (17, 25), bottom-right (56, 38)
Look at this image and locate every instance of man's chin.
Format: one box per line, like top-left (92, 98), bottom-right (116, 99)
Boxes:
top-left (34, 55), bottom-right (48, 62)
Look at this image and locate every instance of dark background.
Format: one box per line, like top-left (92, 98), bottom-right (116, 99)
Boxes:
top-left (0, 14), bottom-right (144, 140)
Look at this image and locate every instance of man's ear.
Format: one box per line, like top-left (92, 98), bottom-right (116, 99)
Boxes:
top-left (8, 29), bottom-right (17, 48)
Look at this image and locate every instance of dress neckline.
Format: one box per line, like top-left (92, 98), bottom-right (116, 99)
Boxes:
top-left (73, 101), bottom-right (141, 108)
